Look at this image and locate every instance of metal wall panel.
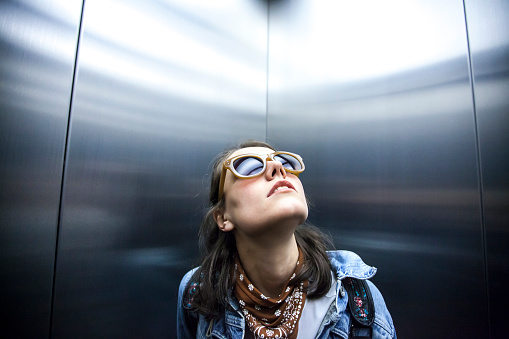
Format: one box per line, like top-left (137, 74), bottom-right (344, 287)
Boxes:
top-left (268, 1), bottom-right (487, 337)
top-left (464, 1), bottom-right (509, 337)
top-left (0, 0), bottom-right (82, 337)
top-left (52, 0), bottom-right (267, 336)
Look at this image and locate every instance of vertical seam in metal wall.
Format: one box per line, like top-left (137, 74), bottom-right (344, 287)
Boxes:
top-left (462, 1), bottom-right (491, 337)
top-left (265, 3), bottom-right (270, 143)
top-left (49, 0), bottom-right (86, 337)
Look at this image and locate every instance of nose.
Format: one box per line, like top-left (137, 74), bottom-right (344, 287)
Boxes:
top-left (265, 156), bottom-right (287, 180)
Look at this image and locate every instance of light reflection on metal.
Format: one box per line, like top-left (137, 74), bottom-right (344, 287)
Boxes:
top-left (269, 0), bottom-right (468, 89)
top-left (80, 0), bottom-right (266, 107)
top-left (0, 0), bottom-right (83, 337)
top-left (0, 0), bottom-right (80, 62)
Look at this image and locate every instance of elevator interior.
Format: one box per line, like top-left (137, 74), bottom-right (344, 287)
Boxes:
top-left (1, 0), bottom-right (508, 337)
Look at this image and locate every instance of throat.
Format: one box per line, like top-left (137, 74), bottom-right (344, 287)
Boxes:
top-left (235, 239), bottom-right (300, 298)
top-left (251, 267), bottom-right (290, 298)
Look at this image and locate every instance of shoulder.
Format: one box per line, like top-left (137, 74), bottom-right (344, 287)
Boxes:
top-left (177, 268), bottom-right (201, 339)
top-left (178, 267), bottom-right (200, 310)
top-left (365, 280), bottom-right (397, 338)
top-left (327, 250), bottom-right (377, 279)
top-left (327, 251), bottom-right (396, 338)
top-left (179, 268), bottom-right (199, 298)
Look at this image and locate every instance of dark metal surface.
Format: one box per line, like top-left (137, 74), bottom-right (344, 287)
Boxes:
top-left (0, 0), bottom-right (82, 337)
top-left (267, 1), bottom-right (490, 337)
top-left (464, 1), bottom-right (509, 337)
top-left (51, 0), bottom-right (267, 337)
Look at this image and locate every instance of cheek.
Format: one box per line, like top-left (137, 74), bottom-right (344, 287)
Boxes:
top-left (224, 179), bottom-right (260, 213)
top-left (228, 177), bottom-right (258, 200)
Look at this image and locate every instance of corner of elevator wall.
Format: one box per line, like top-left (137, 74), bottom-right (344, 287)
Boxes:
top-left (462, 1), bottom-right (490, 337)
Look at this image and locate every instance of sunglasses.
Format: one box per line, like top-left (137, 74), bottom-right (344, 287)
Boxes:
top-left (217, 151), bottom-right (305, 201)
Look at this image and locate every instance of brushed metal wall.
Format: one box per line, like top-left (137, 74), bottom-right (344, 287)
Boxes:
top-left (1, 0), bottom-right (508, 337)
top-left (51, 0), bottom-right (267, 337)
top-left (0, 0), bottom-right (82, 337)
top-left (464, 1), bottom-right (509, 337)
top-left (267, 0), bottom-right (489, 337)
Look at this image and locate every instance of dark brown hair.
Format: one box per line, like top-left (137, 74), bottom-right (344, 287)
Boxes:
top-left (188, 140), bottom-right (333, 319)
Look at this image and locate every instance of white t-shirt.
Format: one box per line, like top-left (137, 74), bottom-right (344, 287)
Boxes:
top-left (297, 274), bottom-right (337, 339)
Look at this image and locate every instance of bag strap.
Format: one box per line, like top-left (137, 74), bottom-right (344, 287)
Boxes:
top-left (342, 277), bottom-right (375, 339)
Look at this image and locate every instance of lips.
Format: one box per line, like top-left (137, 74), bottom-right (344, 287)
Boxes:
top-left (268, 180), bottom-right (296, 197)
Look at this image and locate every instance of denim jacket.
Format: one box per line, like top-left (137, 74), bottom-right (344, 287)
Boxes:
top-left (177, 250), bottom-right (396, 339)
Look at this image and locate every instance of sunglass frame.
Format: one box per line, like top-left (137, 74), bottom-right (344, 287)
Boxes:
top-left (217, 151), bottom-right (305, 201)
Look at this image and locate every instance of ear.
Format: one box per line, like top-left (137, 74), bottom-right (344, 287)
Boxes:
top-left (213, 208), bottom-right (235, 232)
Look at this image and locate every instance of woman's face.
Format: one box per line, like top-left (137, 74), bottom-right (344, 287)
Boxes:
top-left (217, 146), bottom-right (308, 237)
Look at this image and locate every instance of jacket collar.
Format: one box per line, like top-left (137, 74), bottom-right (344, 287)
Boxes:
top-left (327, 250), bottom-right (377, 280)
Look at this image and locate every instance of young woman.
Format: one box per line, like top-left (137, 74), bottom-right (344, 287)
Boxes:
top-left (177, 140), bottom-right (396, 339)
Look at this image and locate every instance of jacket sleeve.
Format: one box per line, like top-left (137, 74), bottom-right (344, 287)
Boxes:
top-left (366, 280), bottom-right (397, 339)
top-left (177, 268), bottom-right (199, 339)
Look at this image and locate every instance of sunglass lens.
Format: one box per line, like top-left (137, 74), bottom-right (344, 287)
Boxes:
top-left (233, 156), bottom-right (264, 177)
top-left (274, 154), bottom-right (302, 171)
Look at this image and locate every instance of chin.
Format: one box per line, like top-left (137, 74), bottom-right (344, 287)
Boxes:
top-left (275, 200), bottom-right (308, 224)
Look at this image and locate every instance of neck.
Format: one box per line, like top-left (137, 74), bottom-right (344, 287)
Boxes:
top-left (235, 232), bottom-right (299, 298)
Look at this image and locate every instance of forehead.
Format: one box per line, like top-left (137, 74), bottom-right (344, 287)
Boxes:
top-left (229, 146), bottom-right (275, 159)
